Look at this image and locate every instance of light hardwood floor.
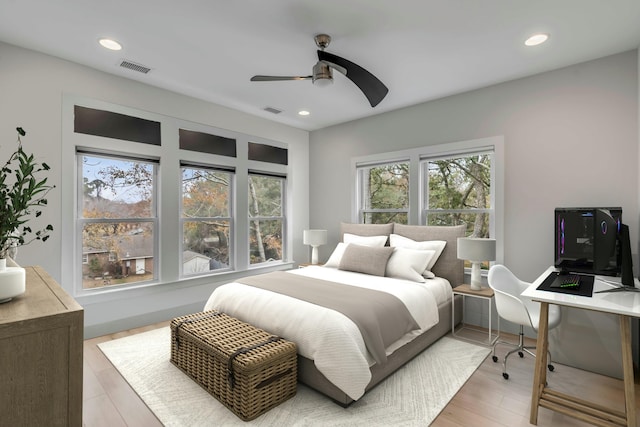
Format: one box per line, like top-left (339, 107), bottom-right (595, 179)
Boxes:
top-left (83, 322), bottom-right (640, 427)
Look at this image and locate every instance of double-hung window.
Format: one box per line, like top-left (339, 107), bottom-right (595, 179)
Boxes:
top-left (422, 151), bottom-right (493, 238)
top-left (356, 161), bottom-right (409, 224)
top-left (78, 152), bottom-right (158, 289)
top-left (248, 172), bottom-right (285, 264)
top-left (352, 137), bottom-right (503, 266)
top-left (181, 164), bottom-right (234, 276)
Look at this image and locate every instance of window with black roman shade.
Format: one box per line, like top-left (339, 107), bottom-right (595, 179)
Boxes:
top-left (74, 105), bottom-right (161, 145)
top-left (248, 142), bottom-right (288, 165)
top-left (179, 129), bottom-right (237, 157)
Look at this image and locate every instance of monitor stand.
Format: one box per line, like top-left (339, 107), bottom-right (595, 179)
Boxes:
top-left (594, 284), bottom-right (640, 293)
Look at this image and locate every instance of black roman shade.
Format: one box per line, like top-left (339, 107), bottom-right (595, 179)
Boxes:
top-left (74, 105), bottom-right (161, 145)
top-left (248, 142), bottom-right (288, 165)
top-left (179, 129), bottom-right (237, 157)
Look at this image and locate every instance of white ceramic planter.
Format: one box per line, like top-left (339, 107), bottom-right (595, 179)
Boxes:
top-left (0, 258), bottom-right (26, 303)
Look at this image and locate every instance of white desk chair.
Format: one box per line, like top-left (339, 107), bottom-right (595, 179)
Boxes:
top-left (488, 264), bottom-right (562, 379)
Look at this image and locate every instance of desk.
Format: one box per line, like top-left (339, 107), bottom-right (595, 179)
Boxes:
top-left (522, 267), bottom-right (639, 427)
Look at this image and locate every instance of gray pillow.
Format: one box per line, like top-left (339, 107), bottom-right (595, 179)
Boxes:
top-left (338, 244), bottom-right (394, 276)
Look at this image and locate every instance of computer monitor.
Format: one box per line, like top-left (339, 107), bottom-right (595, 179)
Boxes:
top-left (554, 207), bottom-right (622, 276)
top-left (594, 223), bottom-right (640, 293)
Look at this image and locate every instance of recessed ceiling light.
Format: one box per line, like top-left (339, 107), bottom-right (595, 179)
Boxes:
top-left (298, 110), bottom-right (310, 116)
top-left (525, 33), bottom-right (549, 47)
top-left (99, 38), bottom-right (122, 51)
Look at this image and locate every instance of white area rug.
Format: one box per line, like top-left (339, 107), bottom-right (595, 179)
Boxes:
top-left (99, 327), bottom-right (489, 426)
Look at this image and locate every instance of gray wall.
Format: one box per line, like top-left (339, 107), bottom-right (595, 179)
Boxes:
top-left (0, 41), bottom-right (310, 337)
top-left (309, 49), bottom-right (639, 377)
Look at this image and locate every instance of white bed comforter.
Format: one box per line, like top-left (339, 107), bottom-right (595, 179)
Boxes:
top-left (203, 266), bottom-right (451, 400)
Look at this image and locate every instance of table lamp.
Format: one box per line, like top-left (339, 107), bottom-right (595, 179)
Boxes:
top-left (303, 229), bottom-right (327, 265)
top-left (457, 237), bottom-right (496, 290)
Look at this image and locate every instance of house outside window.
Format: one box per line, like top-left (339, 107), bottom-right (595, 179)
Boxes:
top-left (248, 173), bottom-right (285, 265)
top-left (181, 165), bottom-right (234, 276)
top-left (79, 153), bottom-right (157, 289)
top-left (357, 161), bottom-right (409, 224)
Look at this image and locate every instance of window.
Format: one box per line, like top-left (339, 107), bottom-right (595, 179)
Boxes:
top-left (352, 136), bottom-right (503, 264)
top-left (64, 98), bottom-right (295, 298)
top-left (248, 173), bottom-right (285, 264)
top-left (357, 161), bottom-right (409, 224)
top-left (78, 152), bottom-right (157, 289)
top-left (422, 152), bottom-right (493, 238)
top-left (181, 165), bottom-right (234, 275)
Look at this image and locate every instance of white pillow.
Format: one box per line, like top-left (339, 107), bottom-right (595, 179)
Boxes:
top-left (389, 234), bottom-right (446, 278)
top-left (343, 233), bottom-right (388, 247)
top-left (324, 242), bottom-right (347, 267)
top-left (385, 247), bottom-right (436, 282)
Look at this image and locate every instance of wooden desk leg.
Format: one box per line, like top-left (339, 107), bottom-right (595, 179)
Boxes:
top-left (530, 301), bottom-right (549, 425)
top-left (619, 315), bottom-right (636, 427)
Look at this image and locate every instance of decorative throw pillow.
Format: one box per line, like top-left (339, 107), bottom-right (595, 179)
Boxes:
top-left (389, 234), bottom-right (446, 278)
top-left (343, 233), bottom-right (388, 247)
top-left (324, 242), bottom-right (347, 267)
top-left (338, 244), bottom-right (394, 276)
top-left (385, 247), bottom-right (436, 282)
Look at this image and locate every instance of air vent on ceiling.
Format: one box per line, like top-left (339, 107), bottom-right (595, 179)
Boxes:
top-left (263, 106), bottom-right (283, 115)
top-left (119, 60), bottom-right (151, 74)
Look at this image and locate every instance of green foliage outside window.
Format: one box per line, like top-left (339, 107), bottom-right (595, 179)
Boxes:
top-left (360, 162), bottom-right (409, 224)
top-left (426, 154), bottom-right (491, 238)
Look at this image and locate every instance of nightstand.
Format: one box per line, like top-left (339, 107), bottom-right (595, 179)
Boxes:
top-left (452, 284), bottom-right (499, 347)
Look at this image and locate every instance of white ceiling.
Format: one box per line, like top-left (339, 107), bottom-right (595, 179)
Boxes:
top-left (1, 0), bottom-right (639, 131)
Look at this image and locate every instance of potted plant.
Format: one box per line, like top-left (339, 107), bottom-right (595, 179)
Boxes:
top-left (0, 127), bottom-right (54, 302)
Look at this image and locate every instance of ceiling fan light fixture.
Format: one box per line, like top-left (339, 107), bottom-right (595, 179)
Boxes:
top-left (525, 33), bottom-right (549, 47)
top-left (312, 62), bottom-right (333, 87)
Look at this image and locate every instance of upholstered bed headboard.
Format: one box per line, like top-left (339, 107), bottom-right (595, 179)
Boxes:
top-left (339, 222), bottom-right (465, 288)
top-left (340, 222), bottom-right (394, 242)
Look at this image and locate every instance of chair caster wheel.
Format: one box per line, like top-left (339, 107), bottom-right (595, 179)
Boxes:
top-left (518, 351), bottom-right (524, 358)
top-left (492, 356), bottom-right (498, 363)
top-left (502, 372), bottom-right (509, 380)
top-left (548, 364), bottom-right (555, 372)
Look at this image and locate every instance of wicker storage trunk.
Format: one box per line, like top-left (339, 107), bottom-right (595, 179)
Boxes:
top-left (170, 310), bottom-right (297, 421)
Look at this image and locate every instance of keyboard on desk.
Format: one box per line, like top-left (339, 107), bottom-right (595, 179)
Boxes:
top-left (553, 274), bottom-right (581, 288)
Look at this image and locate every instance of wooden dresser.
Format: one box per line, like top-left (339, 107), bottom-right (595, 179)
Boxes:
top-left (0, 266), bottom-right (83, 427)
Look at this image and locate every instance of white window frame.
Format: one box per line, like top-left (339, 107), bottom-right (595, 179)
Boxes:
top-left (356, 160), bottom-right (410, 224)
top-left (76, 151), bottom-right (160, 291)
top-left (421, 149), bottom-right (494, 236)
top-left (351, 136), bottom-right (504, 264)
top-left (179, 163), bottom-right (235, 277)
top-left (247, 171), bottom-right (287, 267)
top-left (61, 95), bottom-right (293, 304)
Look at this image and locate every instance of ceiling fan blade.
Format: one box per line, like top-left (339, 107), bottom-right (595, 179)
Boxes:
top-left (317, 50), bottom-right (388, 107)
top-left (250, 75), bottom-right (312, 81)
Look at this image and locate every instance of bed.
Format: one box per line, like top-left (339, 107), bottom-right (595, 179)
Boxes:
top-left (203, 223), bottom-right (466, 406)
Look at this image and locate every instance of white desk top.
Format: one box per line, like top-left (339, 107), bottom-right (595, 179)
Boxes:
top-left (521, 266), bottom-right (640, 318)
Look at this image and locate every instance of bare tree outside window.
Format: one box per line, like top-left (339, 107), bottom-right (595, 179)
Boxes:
top-left (181, 167), bottom-right (232, 274)
top-left (248, 174), bottom-right (284, 264)
top-left (80, 154), bottom-right (157, 289)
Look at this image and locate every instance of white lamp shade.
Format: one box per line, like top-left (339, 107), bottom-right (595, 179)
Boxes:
top-left (303, 229), bottom-right (327, 246)
top-left (457, 237), bottom-right (496, 262)
top-left (457, 237), bottom-right (496, 290)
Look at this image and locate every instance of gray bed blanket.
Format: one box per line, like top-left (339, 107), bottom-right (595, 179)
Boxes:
top-left (235, 271), bottom-right (420, 364)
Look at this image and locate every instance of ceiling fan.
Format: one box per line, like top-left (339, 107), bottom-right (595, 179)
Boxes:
top-left (250, 34), bottom-right (389, 108)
